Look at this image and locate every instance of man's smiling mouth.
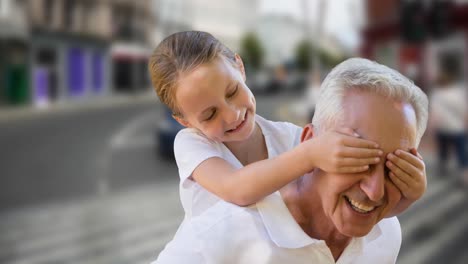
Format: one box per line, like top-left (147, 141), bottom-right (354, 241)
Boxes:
top-left (344, 195), bottom-right (377, 214)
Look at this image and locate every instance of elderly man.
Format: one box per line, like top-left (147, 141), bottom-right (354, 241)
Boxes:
top-left (154, 58), bottom-right (428, 264)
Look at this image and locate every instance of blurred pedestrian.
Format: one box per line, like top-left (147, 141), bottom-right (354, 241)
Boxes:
top-left (430, 63), bottom-right (468, 185)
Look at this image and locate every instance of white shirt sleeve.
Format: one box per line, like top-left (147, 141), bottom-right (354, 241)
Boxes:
top-left (174, 129), bottom-right (223, 188)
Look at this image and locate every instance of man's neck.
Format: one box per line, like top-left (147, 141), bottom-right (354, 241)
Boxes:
top-left (280, 179), bottom-right (352, 261)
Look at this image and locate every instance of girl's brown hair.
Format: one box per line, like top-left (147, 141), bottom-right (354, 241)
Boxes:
top-left (148, 31), bottom-right (236, 116)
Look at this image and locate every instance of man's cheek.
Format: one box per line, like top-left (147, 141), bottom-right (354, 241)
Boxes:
top-left (386, 182), bottom-right (402, 205)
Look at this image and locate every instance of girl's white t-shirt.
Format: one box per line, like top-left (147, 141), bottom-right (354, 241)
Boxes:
top-left (173, 114), bottom-right (302, 218)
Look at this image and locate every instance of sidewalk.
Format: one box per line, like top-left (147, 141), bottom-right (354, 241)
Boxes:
top-left (0, 91), bottom-right (159, 123)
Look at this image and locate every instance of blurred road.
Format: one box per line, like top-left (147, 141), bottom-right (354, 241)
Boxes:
top-left (0, 91), bottom-right (467, 264)
top-left (0, 98), bottom-right (170, 211)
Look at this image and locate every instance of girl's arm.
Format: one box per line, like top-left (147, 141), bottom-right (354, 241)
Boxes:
top-left (192, 129), bottom-right (382, 206)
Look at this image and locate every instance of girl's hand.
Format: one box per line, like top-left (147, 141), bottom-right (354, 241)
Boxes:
top-left (386, 148), bottom-right (427, 201)
top-left (312, 128), bottom-right (383, 173)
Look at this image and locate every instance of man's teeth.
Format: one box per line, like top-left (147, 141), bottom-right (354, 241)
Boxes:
top-left (346, 196), bottom-right (375, 213)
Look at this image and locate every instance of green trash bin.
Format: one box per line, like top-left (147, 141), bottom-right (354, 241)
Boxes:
top-left (6, 64), bottom-right (28, 105)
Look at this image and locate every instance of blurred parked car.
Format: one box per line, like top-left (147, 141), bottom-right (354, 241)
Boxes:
top-left (284, 71), bottom-right (307, 91)
top-left (155, 106), bottom-right (184, 159)
top-left (247, 68), bottom-right (285, 95)
top-left (246, 70), bottom-right (270, 94)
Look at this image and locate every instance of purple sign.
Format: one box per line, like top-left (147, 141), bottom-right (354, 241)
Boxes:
top-left (33, 67), bottom-right (49, 104)
top-left (67, 47), bottom-right (85, 97)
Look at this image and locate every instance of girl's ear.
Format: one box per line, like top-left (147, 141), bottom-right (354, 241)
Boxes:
top-left (173, 115), bottom-right (191, 128)
top-left (235, 54), bottom-right (246, 81)
top-left (301, 123), bottom-right (315, 143)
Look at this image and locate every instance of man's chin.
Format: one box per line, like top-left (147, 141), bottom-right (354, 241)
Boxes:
top-left (337, 223), bottom-right (374, 238)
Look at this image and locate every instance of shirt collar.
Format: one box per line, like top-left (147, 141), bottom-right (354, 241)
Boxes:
top-left (256, 192), bottom-right (320, 248)
top-left (256, 192), bottom-right (384, 249)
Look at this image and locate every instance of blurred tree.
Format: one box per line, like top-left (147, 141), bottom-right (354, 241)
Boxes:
top-left (295, 40), bottom-right (345, 72)
top-left (240, 32), bottom-right (264, 71)
top-left (295, 40), bottom-right (314, 72)
top-left (318, 48), bottom-right (345, 70)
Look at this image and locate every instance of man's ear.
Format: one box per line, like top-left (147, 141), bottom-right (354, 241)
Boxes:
top-left (234, 54), bottom-right (246, 81)
top-left (173, 115), bottom-right (191, 128)
top-left (301, 123), bottom-right (315, 143)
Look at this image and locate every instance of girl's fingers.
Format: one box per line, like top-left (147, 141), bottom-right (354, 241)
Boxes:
top-left (389, 171), bottom-right (410, 195)
top-left (386, 159), bottom-right (417, 187)
top-left (339, 157), bottom-right (381, 166)
top-left (336, 127), bottom-right (359, 137)
top-left (337, 165), bottom-right (370, 174)
top-left (342, 136), bottom-right (380, 149)
top-left (387, 153), bottom-right (423, 181)
top-left (410, 148), bottom-right (424, 160)
top-left (393, 150), bottom-right (425, 170)
top-left (339, 146), bottom-right (383, 159)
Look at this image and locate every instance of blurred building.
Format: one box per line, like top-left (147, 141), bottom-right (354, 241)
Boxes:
top-left (190, 0), bottom-right (259, 52)
top-left (28, 0), bottom-right (114, 106)
top-left (0, 0), bottom-right (29, 105)
top-left (153, 0), bottom-right (192, 44)
top-left (111, 0), bottom-right (155, 93)
top-left (360, 0), bottom-right (468, 90)
top-left (0, 0), bottom-right (155, 107)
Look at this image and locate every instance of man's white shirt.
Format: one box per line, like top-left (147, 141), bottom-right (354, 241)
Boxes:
top-left (154, 191), bottom-right (401, 264)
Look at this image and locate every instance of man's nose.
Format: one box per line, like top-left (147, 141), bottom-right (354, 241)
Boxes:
top-left (360, 166), bottom-right (385, 202)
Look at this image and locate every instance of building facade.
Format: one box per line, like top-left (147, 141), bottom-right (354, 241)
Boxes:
top-left (0, 0), bottom-right (155, 106)
top-left (360, 0), bottom-right (468, 91)
top-left (111, 0), bottom-right (155, 93)
top-left (28, 0), bottom-right (114, 106)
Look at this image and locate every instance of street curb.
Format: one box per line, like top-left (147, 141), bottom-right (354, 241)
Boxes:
top-left (0, 92), bottom-right (160, 123)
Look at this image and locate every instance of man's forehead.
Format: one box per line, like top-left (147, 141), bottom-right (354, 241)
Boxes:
top-left (339, 91), bottom-right (417, 153)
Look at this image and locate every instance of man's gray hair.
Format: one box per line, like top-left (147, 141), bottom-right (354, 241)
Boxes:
top-left (312, 58), bottom-right (429, 146)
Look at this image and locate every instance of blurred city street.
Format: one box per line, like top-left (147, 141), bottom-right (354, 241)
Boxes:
top-left (1, 0), bottom-right (468, 263)
top-left (0, 90), bottom-right (466, 264)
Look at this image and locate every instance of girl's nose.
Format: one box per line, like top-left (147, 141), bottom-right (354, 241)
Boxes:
top-left (224, 104), bottom-right (240, 125)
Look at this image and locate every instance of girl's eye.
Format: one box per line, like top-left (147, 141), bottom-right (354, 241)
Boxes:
top-left (227, 85), bottom-right (238, 98)
top-left (205, 110), bottom-right (216, 121)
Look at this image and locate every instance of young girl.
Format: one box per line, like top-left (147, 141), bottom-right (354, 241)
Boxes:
top-left (148, 31), bottom-right (426, 218)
